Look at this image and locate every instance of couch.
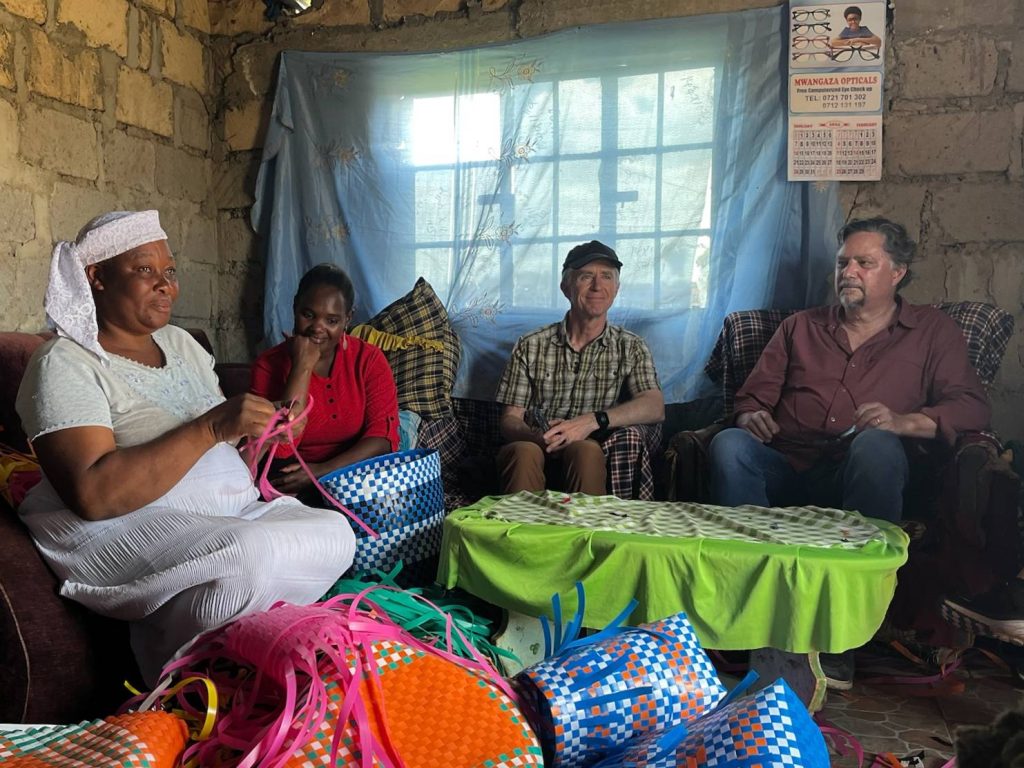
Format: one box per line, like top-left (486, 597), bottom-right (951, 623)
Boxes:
top-left (0, 331), bottom-right (140, 724)
top-left (663, 301), bottom-right (1023, 645)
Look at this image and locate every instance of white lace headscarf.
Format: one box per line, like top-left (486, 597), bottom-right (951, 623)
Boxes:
top-left (45, 210), bottom-right (168, 365)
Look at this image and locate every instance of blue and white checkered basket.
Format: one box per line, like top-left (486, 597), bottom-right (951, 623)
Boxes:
top-left (319, 448), bottom-right (445, 573)
top-left (514, 612), bottom-right (728, 768)
top-left (591, 678), bottom-right (829, 768)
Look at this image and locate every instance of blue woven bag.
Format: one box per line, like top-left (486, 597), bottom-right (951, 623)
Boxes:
top-left (591, 678), bottom-right (830, 768)
top-left (319, 448), bottom-right (445, 572)
top-left (514, 608), bottom-right (728, 768)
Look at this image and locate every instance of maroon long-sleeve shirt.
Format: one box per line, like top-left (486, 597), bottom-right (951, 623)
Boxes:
top-left (733, 300), bottom-right (991, 470)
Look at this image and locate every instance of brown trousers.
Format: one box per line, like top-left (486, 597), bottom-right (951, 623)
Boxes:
top-left (496, 439), bottom-right (607, 496)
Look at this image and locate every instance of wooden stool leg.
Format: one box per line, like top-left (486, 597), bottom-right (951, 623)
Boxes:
top-left (748, 648), bottom-right (828, 712)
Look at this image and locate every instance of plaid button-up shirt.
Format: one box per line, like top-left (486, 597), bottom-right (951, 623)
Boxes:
top-left (495, 317), bottom-right (660, 419)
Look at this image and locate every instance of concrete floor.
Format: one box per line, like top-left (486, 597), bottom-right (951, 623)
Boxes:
top-left (817, 641), bottom-right (1024, 767)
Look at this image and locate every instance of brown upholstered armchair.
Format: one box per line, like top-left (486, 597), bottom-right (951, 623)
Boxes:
top-left (663, 301), bottom-right (1021, 645)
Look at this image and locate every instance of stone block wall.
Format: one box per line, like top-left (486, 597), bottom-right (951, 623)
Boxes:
top-left (0, 0), bottom-right (224, 345)
top-left (841, 0), bottom-right (1024, 437)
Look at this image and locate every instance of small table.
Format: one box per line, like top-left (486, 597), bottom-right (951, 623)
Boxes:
top-left (438, 492), bottom-right (909, 709)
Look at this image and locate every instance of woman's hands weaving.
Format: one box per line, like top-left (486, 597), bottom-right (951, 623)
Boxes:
top-left (202, 394), bottom-right (283, 444)
top-left (36, 394), bottom-right (286, 522)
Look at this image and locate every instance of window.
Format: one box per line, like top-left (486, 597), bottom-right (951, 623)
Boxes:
top-left (258, 12), bottom-right (830, 403)
top-left (407, 60), bottom-right (718, 312)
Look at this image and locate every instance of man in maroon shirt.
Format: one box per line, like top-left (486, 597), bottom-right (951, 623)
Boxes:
top-left (709, 216), bottom-right (989, 524)
top-left (708, 216), bottom-right (992, 687)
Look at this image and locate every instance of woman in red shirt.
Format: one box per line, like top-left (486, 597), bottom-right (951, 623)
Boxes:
top-left (250, 264), bottom-right (399, 500)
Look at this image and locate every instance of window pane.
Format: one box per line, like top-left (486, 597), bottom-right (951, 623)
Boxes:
top-left (414, 169), bottom-right (454, 241)
top-left (411, 93), bottom-right (501, 165)
top-left (415, 248), bottom-right (452, 301)
top-left (660, 234), bottom-right (710, 309)
top-left (459, 164), bottom-right (502, 240)
top-left (456, 92), bottom-right (501, 162)
top-left (692, 234), bottom-right (711, 308)
top-left (662, 149), bottom-right (711, 231)
top-left (616, 154), bottom-right (657, 233)
top-left (512, 160), bottom-right (554, 238)
top-left (664, 67), bottom-right (715, 145)
top-left (514, 81), bottom-right (555, 157)
top-left (558, 159), bottom-right (600, 234)
top-left (558, 78), bottom-right (602, 154)
top-left (412, 96), bottom-right (454, 165)
top-left (458, 244), bottom-right (500, 298)
top-left (616, 239), bottom-right (657, 310)
top-left (618, 74), bottom-right (659, 150)
top-left (512, 243), bottom-right (556, 307)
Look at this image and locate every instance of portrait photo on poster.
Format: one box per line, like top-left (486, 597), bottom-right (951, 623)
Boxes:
top-left (790, 2), bottom-right (885, 69)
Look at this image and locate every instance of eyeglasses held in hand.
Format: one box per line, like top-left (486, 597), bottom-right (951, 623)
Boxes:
top-left (792, 8), bottom-right (830, 21)
top-left (524, 368), bottom-right (551, 433)
top-left (810, 424), bottom-right (857, 447)
top-left (774, 425), bottom-right (858, 450)
top-left (829, 45), bottom-right (881, 62)
top-left (793, 22), bottom-right (831, 34)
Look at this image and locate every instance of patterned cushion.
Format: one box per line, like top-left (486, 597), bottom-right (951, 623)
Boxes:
top-left (935, 301), bottom-right (1014, 387)
top-left (703, 309), bottom-right (793, 415)
top-left (365, 278), bottom-right (461, 421)
top-left (452, 398), bottom-right (504, 457)
top-left (704, 301), bottom-right (1014, 415)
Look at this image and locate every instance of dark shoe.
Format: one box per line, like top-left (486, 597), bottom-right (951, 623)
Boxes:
top-left (819, 649), bottom-right (855, 691)
top-left (943, 579), bottom-right (1024, 646)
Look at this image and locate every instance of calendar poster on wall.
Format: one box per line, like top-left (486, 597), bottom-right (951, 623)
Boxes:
top-left (787, 1), bottom-right (886, 180)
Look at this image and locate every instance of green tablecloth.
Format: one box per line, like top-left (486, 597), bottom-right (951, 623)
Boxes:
top-left (437, 492), bottom-right (909, 654)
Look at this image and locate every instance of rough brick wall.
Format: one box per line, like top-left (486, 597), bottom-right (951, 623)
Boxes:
top-left (0, 0), bottom-right (223, 348)
top-left (2, 0), bottom-right (1023, 439)
top-left (838, 0), bottom-right (1024, 438)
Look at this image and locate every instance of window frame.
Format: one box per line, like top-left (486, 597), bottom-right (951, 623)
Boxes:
top-left (403, 43), bottom-right (723, 316)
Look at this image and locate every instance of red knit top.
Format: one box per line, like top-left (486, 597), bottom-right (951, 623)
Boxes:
top-left (250, 336), bottom-right (400, 462)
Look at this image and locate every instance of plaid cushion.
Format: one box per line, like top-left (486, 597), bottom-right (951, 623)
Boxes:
top-left (703, 309), bottom-right (793, 415)
top-left (604, 423), bottom-right (662, 501)
top-left (366, 278), bottom-right (460, 420)
top-left (419, 413), bottom-right (473, 511)
top-left (453, 398), bottom-right (505, 456)
top-left (935, 301), bottom-right (1014, 387)
top-left (705, 301), bottom-right (1015, 414)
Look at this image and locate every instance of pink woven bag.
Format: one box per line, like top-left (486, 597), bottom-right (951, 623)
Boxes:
top-left (135, 588), bottom-right (543, 768)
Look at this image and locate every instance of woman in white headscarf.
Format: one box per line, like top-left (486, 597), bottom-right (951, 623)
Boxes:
top-left (15, 211), bottom-right (356, 684)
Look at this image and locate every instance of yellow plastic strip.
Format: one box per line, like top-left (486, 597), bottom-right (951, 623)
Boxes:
top-left (167, 676), bottom-right (219, 740)
top-left (132, 675), bottom-right (219, 741)
top-left (350, 324), bottom-right (444, 352)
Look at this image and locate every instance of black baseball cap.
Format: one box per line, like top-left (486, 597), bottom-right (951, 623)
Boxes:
top-left (562, 240), bottom-right (623, 271)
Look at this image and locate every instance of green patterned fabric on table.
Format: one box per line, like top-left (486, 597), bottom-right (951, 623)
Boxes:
top-left (438, 491), bottom-right (909, 654)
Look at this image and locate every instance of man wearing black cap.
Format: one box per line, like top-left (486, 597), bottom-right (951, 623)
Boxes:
top-left (494, 240), bottom-right (665, 496)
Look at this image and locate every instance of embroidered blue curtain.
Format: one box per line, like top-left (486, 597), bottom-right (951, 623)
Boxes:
top-left (251, 6), bottom-right (841, 404)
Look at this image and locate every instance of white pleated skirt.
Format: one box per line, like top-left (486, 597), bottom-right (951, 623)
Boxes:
top-left (19, 443), bottom-right (356, 683)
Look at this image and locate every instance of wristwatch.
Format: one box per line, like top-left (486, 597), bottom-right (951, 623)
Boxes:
top-left (594, 410), bottom-right (610, 431)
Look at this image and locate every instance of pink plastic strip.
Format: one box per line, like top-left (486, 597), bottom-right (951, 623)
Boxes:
top-left (241, 396), bottom-right (378, 538)
top-left (858, 656), bottom-right (964, 687)
top-left (816, 715), bottom-right (865, 768)
top-left (140, 585), bottom-right (518, 768)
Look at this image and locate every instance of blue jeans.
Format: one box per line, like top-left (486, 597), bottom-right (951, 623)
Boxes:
top-left (708, 427), bottom-right (909, 523)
